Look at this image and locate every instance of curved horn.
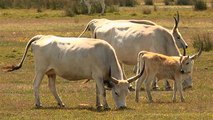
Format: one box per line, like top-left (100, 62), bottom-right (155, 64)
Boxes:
top-left (111, 77), bottom-right (119, 84)
top-left (127, 61), bottom-right (145, 83)
top-left (173, 11), bottom-right (179, 30)
top-left (197, 43), bottom-right (203, 57)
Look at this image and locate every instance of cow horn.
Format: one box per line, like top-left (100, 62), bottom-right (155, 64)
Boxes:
top-left (111, 77), bottom-right (119, 84)
top-left (127, 61), bottom-right (145, 83)
top-left (173, 11), bottom-right (180, 30)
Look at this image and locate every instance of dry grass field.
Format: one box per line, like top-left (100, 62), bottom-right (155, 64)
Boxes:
top-left (0, 3), bottom-right (213, 120)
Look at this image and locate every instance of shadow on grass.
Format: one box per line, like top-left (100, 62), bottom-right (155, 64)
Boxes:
top-left (31, 105), bottom-right (135, 112)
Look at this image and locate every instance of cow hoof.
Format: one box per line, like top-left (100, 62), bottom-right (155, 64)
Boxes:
top-left (119, 106), bottom-right (127, 110)
top-left (135, 98), bottom-right (139, 103)
top-left (35, 104), bottom-right (42, 109)
top-left (165, 87), bottom-right (172, 91)
top-left (172, 99), bottom-right (176, 103)
top-left (152, 86), bottom-right (159, 91)
top-left (104, 107), bottom-right (111, 111)
top-left (97, 106), bottom-right (103, 111)
top-left (128, 86), bottom-right (135, 91)
top-left (181, 98), bottom-right (185, 102)
top-left (140, 87), bottom-right (145, 91)
top-left (58, 103), bottom-right (65, 108)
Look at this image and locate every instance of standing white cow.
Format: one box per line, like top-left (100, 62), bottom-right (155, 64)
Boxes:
top-left (5, 35), bottom-right (144, 110)
top-left (80, 0), bottom-right (105, 15)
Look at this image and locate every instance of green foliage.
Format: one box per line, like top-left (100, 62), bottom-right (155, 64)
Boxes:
top-left (117, 0), bottom-right (138, 7)
top-left (194, 0), bottom-right (207, 11)
top-left (193, 33), bottom-right (213, 51)
top-left (164, 0), bottom-right (175, 5)
top-left (144, 0), bottom-right (154, 5)
top-left (106, 5), bottom-right (119, 13)
top-left (176, 0), bottom-right (194, 5)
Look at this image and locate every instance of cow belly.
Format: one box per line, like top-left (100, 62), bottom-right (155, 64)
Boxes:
top-left (49, 65), bottom-right (92, 81)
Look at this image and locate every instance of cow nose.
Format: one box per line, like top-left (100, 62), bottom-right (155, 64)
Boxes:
top-left (180, 70), bottom-right (184, 74)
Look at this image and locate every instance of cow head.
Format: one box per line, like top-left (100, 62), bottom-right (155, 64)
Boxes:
top-left (179, 46), bottom-right (202, 88)
top-left (110, 64), bottom-right (144, 109)
top-left (172, 11), bottom-right (188, 49)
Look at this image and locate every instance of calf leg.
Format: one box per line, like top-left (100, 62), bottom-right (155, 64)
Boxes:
top-left (48, 74), bottom-right (64, 107)
top-left (177, 80), bottom-right (185, 102)
top-left (144, 75), bottom-right (155, 102)
top-left (135, 75), bottom-right (145, 103)
top-left (172, 81), bottom-right (177, 102)
top-left (33, 72), bottom-right (44, 108)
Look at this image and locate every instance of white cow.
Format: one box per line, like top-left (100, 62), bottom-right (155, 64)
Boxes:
top-left (80, 0), bottom-right (105, 15)
top-left (135, 47), bottom-right (202, 102)
top-left (5, 35), bottom-right (144, 110)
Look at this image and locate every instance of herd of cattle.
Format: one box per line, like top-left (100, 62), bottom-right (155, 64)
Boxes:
top-left (5, 12), bottom-right (202, 110)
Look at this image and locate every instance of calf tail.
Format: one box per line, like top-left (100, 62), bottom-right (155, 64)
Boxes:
top-left (2, 35), bottom-right (43, 72)
top-left (137, 51), bottom-right (146, 75)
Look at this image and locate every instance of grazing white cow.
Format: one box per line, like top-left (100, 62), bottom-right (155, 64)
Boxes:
top-left (5, 35), bottom-right (144, 110)
top-left (135, 47), bottom-right (202, 103)
top-left (80, 0), bottom-right (105, 15)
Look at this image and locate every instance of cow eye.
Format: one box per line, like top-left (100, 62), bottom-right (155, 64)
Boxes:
top-left (186, 62), bottom-right (189, 65)
top-left (115, 92), bottom-right (119, 96)
top-left (177, 36), bottom-right (180, 39)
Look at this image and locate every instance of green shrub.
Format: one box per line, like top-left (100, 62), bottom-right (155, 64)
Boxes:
top-left (118, 0), bottom-right (138, 7)
top-left (106, 5), bottom-right (119, 13)
top-left (176, 0), bottom-right (194, 5)
top-left (194, 0), bottom-right (207, 11)
top-left (164, 0), bottom-right (175, 5)
top-left (144, 0), bottom-right (154, 5)
top-left (193, 33), bottom-right (213, 51)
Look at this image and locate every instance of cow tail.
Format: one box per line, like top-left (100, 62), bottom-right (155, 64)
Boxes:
top-left (3, 35), bottom-right (43, 72)
top-left (78, 20), bottom-right (94, 38)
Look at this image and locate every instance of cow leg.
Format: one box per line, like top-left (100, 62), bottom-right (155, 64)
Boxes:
top-left (48, 74), bottom-right (65, 107)
top-left (100, 0), bottom-right (105, 15)
top-left (85, 1), bottom-right (91, 14)
top-left (96, 84), bottom-right (102, 110)
top-left (144, 75), bottom-right (155, 103)
top-left (95, 78), bottom-right (110, 110)
top-left (152, 79), bottom-right (159, 90)
top-left (172, 81), bottom-right (177, 102)
top-left (164, 80), bottom-right (172, 91)
top-left (33, 72), bottom-right (44, 108)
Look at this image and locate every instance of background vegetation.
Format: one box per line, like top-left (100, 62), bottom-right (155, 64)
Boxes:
top-left (0, 0), bottom-right (213, 119)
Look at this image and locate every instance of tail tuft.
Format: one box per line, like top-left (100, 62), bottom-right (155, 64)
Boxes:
top-left (2, 64), bottom-right (21, 72)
